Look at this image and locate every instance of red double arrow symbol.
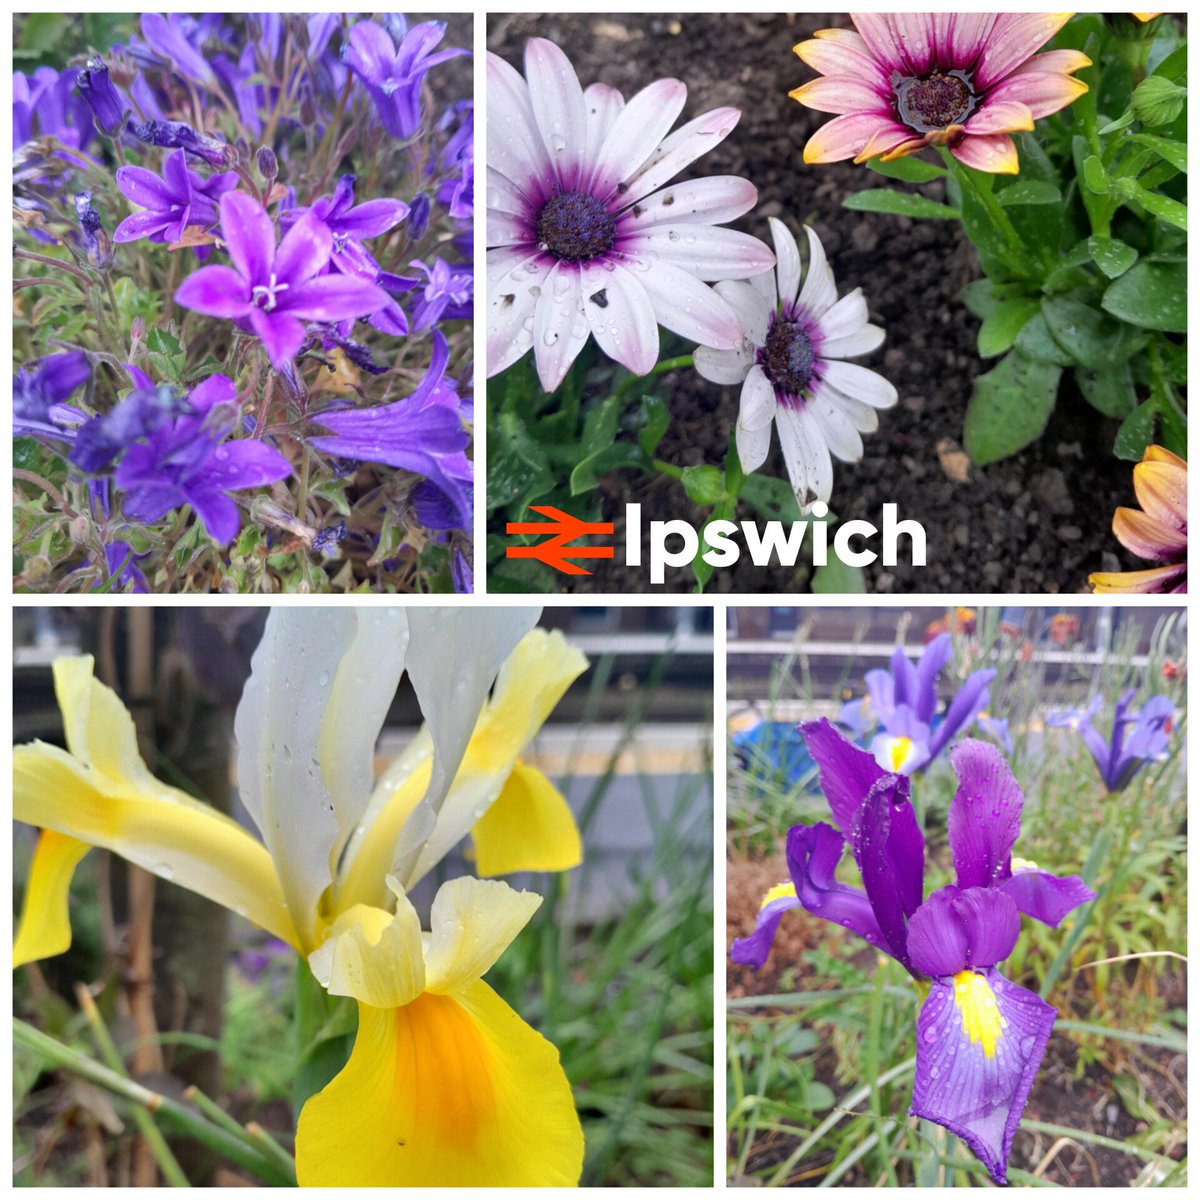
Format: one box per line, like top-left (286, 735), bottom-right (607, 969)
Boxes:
top-left (505, 505), bottom-right (615, 575)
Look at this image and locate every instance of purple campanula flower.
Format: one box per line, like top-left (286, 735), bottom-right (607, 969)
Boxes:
top-left (175, 192), bottom-right (390, 370)
top-left (342, 19), bottom-right (468, 139)
top-left (114, 373), bottom-right (292, 545)
top-left (307, 331), bottom-right (470, 508)
top-left (113, 149), bottom-right (238, 244)
top-left (73, 192), bottom-right (113, 269)
top-left (283, 174), bottom-right (409, 278)
top-left (70, 379), bottom-right (189, 472)
top-left (407, 192), bottom-right (431, 240)
top-left (14, 352), bottom-right (89, 432)
top-left (130, 13), bottom-right (220, 88)
top-left (96, 540), bottom-right (150, 593)
top-left (435, 100), bottom-right (473, 220)
top-left (733, 721), bottom-right (1094, 1184)
top-left (75, 57), bottom-right (128, 137)
top-left (407, 258), bottom-right (472, 332)
top-left (129, 118), bottom-right (233, 167)
top-left (1047, 689), bottom-right (1176, 792)
top-left (840, 633), bottom-right (999, 774)
top-left (14, 67), bottom-right (94, 152)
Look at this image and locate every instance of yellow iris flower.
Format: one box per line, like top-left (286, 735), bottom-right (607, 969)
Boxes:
top-left (14, 608), bottom-right (587, 1186)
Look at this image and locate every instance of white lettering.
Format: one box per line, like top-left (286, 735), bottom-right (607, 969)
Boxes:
top-left (649, 519), bottom-right (699, 585)
top-left (833, 519), bottom-right (878, 567)
top-left (882, 503), bottom-right (926, 566)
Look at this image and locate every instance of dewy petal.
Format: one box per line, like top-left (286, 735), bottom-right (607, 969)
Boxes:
top-left (775, 404), bottom-right (833, 510)
top-left (590, 76), bottom-right (688, 200)
top-left (582, 81), bottom-right (624, 164)
top-left (273, 209), bottom-right (334, 286)
top-left (694, 342), bottom-right (754, 386)
top-left (802, 112), bottom-right (898, 163)
top-left (314, 892), bottom-right (427, 1009)
top-left (905, 885), bottom-right (970, 977)
top-left (579, 258), bottom-right (660, 377)
top-left (234, 613), bottom-right (362, 950)
top-left (947, 740), bottom-right (1024, 890)
top-left (914, 633), bottom-right (953, 724)
top-left (815, 288), bottom-right (869, 343)
top-left (714, 279), bottom-right (770, 347)
top-left (523, 38), bottom-right (590, 191)
top-left (769, 216), bottom-right (802, 309)
top-left (790, 75), bottom-right (892, 115)
top-left (248, 307), bottom-right (306, 369)
top-left (808, 385), bottom-right (864, 463)
top-left (984, 72), bottom-right (1087, 121)
top-left (16, 657), bottom-right (296, 950)
top-left (175, 265), bottom-right (252, 317)
top-left (730, 881), bottom-right (800, 970)
top-left (1000, 869), bottom-right (1095, 929)
top-left (973, 13), bottom-right (1074, 91)
top-left (626, 224), bottom-right (775, 282)
top-left (13, 830), bottom-right (92, 967)
top-left (949, 133), bottom-right (1020, 175)
top-left (283, 274), bottom-right (389, 320)
top-left (739, 363), bottom-right (778, 431)
top-left (472, 760), bottom-right (581, 877)
top-left (794, 30), bottom-right (889, 88)
top-left (800, 716), bottom-right (888, 839)
top-left (218, 191), bottom-right (275, 284)
top-left (113, 209), bottom-right (177, 243)
top-left (787, 822), bottom-right (892, 956)
top-left (486, 249), bottom-right (550, 377)
top-left (336, 197), bottom-right (410, 238)
top-left (532, 262), bottom-right (588, 392)
top-left (911, 966), bottom-right (1056, 1186)
top-left (963, 98), bottom-right (1035, 136)
top-left (819, 322), bottom-right (885, 360)
top-left (424, 877), bottom-right (543, 994)
top-left (620, 106), bottom-right (742, 204)
top-left (623, 175), bottom-right (759, 230)
top-left (1090, 563), bottom-right (1186, 594)
top-left (186, 488), bottom-right (242, 545)
top-left (1133, 457), bottom-right (1187, 530)
top-left (928, 670), bottom-right (997, 759)
top-left (114, 163), bottom-right (179, 209)
top-left (295, 979), bottom-right (584, 1186)
top-left (735, 384), bottom-right (775, 474)
top-left (1113, 506), bottom-right (1187, 559)
top-left (633, 259), bottom-right (743, 350)
top-left (796, 225), bottom-right (839, 319)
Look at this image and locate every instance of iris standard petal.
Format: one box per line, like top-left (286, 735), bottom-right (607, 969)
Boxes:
top-left (800, 716), bottom-right (888, 838)
top-left (928, 669), bottom-right (996, 759)
top-left (472, 761), bottom-right (582, 876)
top-left (914, 633), bottom-right (953, 724)
top-left (786, 822), bottom-right (891, 957)
top-left (295, 980), bottom-right (584, 1186)
top-left (13, 830), bottom-right (92, 967)
top-left (1000, 868), bottom-right (1095, 929)
top-left (947, 739), bottom-right (1023, 889)
top-left (911, 967), bottom-right (1056, 1186)
top-left (730, 881), bottom-right (800, 969)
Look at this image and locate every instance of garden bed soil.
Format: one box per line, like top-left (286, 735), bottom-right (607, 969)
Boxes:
top-left (727, 853), bottom-right (1187, 1187)
top-left (487, 14), bottom-right (1151, 594)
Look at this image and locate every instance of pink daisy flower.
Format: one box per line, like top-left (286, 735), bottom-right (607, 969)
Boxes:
top-left (791, 14), bottom-right (1091, 174)
top-left (694, 219), bottom-right (897, 511)
top-left (487, 38), bottom-right (775, 392)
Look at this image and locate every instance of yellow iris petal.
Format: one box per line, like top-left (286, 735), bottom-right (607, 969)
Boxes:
top-left (312, 896), bottom-right (426, 1010)
top-left (295, 980), bottom-right (584, 1186)
top-left (15, 743), bottom-right (298, 951)
top-left (13, 830), bottom-right (92, 968)
top-left (471, 760), bottom-right (582, 877)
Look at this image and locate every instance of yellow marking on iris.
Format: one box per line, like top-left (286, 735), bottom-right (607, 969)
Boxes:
top-left (888, 737), bottom-right (913, 772)
top-left (1010, 856), bottom-right (1039, 873)
top-left (760, 881), bottom-right (796, 909)
top-left (953, 971), bottom-right (1003, 1059)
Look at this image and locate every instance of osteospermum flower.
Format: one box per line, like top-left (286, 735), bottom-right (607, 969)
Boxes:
top-left (791, 15), bottom-right (1091, 174)
top-left (694, 219), bottom-right (896, 509)
top-left (14, 609), bottom-right (587, 1185)
top-left (1090, 446), bottom-right (1187, 594)
top-left (487, 38), bottom-right (775, 392)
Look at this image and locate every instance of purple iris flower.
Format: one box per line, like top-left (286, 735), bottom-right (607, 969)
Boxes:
top-left (113, 149), bottom-right (238, 244)
top-left (407, 258), bottom-right (472, 332)
top-left (307, 331), bottom-right (470, 509)
top-left (15, 352), bottom-right (89, 434)
top-left (75, 57), bottom-right (128, 137)
top-left (129, 118), bottom-right (233, 167)
top-left (175, 192), bottom-right (390, 370)
top-left (839, 633), bottom-right (999, 774)
top-left (733, 720), bottom-right (1095, 1185)
top-left (284, 174), bottom-right (409, 277)
top-left (1047, 690), bottom-right (1176, 793)
top-left (114, 373), bottom-right (292, 545)
top-left (342, 19), bottom-right (469, 139)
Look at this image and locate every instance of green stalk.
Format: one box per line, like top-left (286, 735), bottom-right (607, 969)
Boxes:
top-left (864, 965), bottom-right (899, 1185)
top-left (14, 1019), bottom-right (296, 1186)
top-left (940, 150), bottom-right (1029, 268)
top-left (612, 354), bottom-right (693, 405)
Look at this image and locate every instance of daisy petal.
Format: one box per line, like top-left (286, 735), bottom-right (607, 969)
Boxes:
top-left (736, 407), bottom-right (775, 475)
top-left (776, 404), bottom-right (833, 509)
top-left (794, 32), bottom-right (890, 90)
top-left (715, 279), bottom-right (771, 346)
top-left (803, 112), bottom-right (897, 163)
top-left (950, 133), bottom-right (1019, 175)
top-left (524, 38), bottom-right (590, 191)
top-left (769, 217), bottom-right (802, 308)
top-left (532, 263), bottom-right (588, 392)
top-left (579, 259), bottom-right (659, 376)
top-left (486, 166), bottom-right (531, 218)
top-left (626, 225), bottom-right (775, 282)
top-left (632, 259), bottom-right (742, 350)
top-left (739, 364), bottom-right (778, 431)
top-left (625, 176), bottom-right (758, 229)
top-left (486, 52), bottom-right (552, 199)
top-left (965, 99), bottom-right (1035, 136)
top-left (797, 225), bottom-right (838, 318)
top-left (820, 322), bottom-right (886, 360)
top-left (582, 82), bottom-right (624, 165)
top-left (974, 14), bottom-right (1074, 91)
top-left (621, 106), bottom-right (742, 204)
top-left (1090, 564), bottom-right (1186, 594)
top-left (1112, 507), bottom-right (1187, 559)
top-left (821, 360), bottom-right (899, 409)
top-left (985, 71), bottom-right (1089, 120)
top-left (791, 75), bottom-right (892, 115)
top-left (1133, 459), bottom-right (1187, 529)
top-left (591, 77), bottom-right (687, 200)
top-left (816, 288), bottom-right (870, 343)
top-left (486, 251), bottom-right (550, 378)
top-left (809, 383), bottom-right (865, 463)
top-left (694, 342), bottom-right (754, 386)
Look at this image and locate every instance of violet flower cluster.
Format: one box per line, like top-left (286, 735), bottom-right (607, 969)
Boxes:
top-left (734, 719), bottom-right (1095, 1184)
top-left (13, 13), bottom-right (473, 594)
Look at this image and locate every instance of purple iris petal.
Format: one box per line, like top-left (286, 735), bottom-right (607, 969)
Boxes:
top-left (914, 633), bottom-right (953, 723)
top-left (785, 822), bottom-right (891, 958)
top-left (1048, 691), bottom-right (1175, 794)
top-left (999, 869), bottom-right (1095, 929)
top-left (947, 740), bottom-right (1023, 891)
top-left (800, 717), bottom-right (888, 839)
top-left (730, 883), bottom-right (801, 970)
top-left (907, 885), bottom-right (1020, 977)
top-left (928, 668), bottom-right (996, 760)
top-left (889, 644), bottom-right (920, 712)
top-left (911, 967), bottom-right (1056, 1186)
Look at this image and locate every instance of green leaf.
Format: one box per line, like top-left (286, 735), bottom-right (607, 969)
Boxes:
top-left (1082, 155), bottom-right (1110, 194)
top-left (996, 179), bottom-right (1061, 207)
top-left (812, 555), bottom-right (867, 594)
top-left (1101, 259), bottom-right (1187, 332)
top-left (977, 297), bottom-right (1040, 358)
top-left (1134, 185), bottom-right (1187, 232)
top-left (568, 394), bottom-right (625, 493)
top-left (486, 412), bottom-right (555, 512)
top-left (1075, 361), bottom-right (1137, 419)
top-left (1014, 313), bottom-right (1074, 366)
top-left (741, 474), bottom-right (801, 522)
top-left (866, 156), bottom-right (946, 183)
top-left (1041, 296), bottom-right (1146, 371)
top-left (569, 441), bottom-right (647, 494)
top-left (637, 394), bottom-right (670, 456)
top-left (843, 189), bottom-right (960, 220)
top-left (964, 351), bottom-right (1061, 465)
top-left (1129, 132), bottom-right (1188, 174)
top-left (1113, 399), bottom-right (1160, 461)
top-left (1097, 111), bottom-right (1136, 136)
top-left (293, 961), bottom-right (356, 1114)
top-left (1087, 236), bottom-right (1138, 279)
top-left (680, 464), bottom-right (726, 506)
top-left (144, 327), bottom-right (182, 356)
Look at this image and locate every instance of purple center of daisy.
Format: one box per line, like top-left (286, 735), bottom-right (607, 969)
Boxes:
top-left (536, 192), bottom-right (616, 263)
top-left (759, 318), bottom-right (816, 398)
top-left (894, 70), bottom-right (976, 133)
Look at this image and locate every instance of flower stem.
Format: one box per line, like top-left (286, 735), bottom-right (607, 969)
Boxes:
top-left (613, 354), bottom-right (693, 405)
top-left (941, 151), bottom-right (1028, 270)
top-left (14, 469), bottom-right (79, 518)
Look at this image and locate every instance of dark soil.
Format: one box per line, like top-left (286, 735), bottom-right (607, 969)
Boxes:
top-left (487, 14), bottom-right (1148, 594)
top-left (727, 853), bottom-right (1187, 1187)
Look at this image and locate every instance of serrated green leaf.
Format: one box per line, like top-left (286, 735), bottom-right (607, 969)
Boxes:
top-left (843, 189), bottom-right (960, 220)
top-left (1101, 258), bottom-right (1187, 332)
top-left (964, 351), bottom-right (1061, 465)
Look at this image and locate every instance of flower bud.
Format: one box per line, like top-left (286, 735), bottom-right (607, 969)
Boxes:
top-left (76, 57), bottom-right (129, 137)
top-left (73, 192), bottom-right (114, 270)
top-left (24, 555), bottom-right (53, 586)
top-left (407, 192), bottom-right (431, 239)
top-left (1131, 76), bottom-right (1186, 126)
top-left (257, 145), bottom-right (278, 183)
top-left (69, 515), bottom-right (92, 545)
top-left (129, 118), bottom-right (235, 166)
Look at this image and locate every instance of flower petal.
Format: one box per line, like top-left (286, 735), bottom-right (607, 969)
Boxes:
top-left (472, 761), bottom-right (582, 877)
top-left (946, 739), bottom-right (1023, 889)
top-left (973, 13), bottom-right (1074, 91)
top-left (591, 77), bottom-right (687, 200)
top-left (730, 881), bottom-right (800, 969)
top-left (799, 716), bottom-right (888, 838)
top-left (486, 249), bottom-right (550, 378)
top-left (820, 322), bottom-right (885, 360)
top-left (1000, 869), bottom-right (1095, 928)
top-left (247, 306), bottom-right (306, 369)
top-left (486, 51), bottom-right (552, 198)
top-left (984, 72), bottom-right (1087, 121)
top-left (1113, 506), bottom-right (1187, 560)
top-left (283, 274), bottom-right (389, 321)
top-left (820, 359), bottom-right (899, 408)
top-left (929, 670), bottom-right (996, 759)
top-left (949, 133), bottom-right (1019, 175)
top-left (1090, 563), bottom-right (1186, 594)
top-left (336, 197), bottom-right (410, 239)
top-left (1133, 457), bottom-right (1187, 530)
top-left (273, 209), bottom-right (334, 286)
top-left (579, 259), bottom-right (660, 377)
top-left (620, 106), bottom-right (743, 205)
top-left (694, 343), bottom-right (753, 386)
top-left (790, 75), bottom-right (892, 115)
top-left (13, 831), bottom-right (92, 968)
top-left (964, 98), bottom-right (1035, 136)
top-left (803, 112), bottom-right (898, 163)
top-left (797, 225), bottom-right (839, 319)
top-left (816, 287), bottom-right (869, 343)
top-left (219, 190), bottom-right (275, 284)
top-left (808, 383), bottom-right (865, 463)
top-left (532, 262), bottom-right (588, 392)
top-left (295, 980), bottom-right (584, 1186)
top-left (769, 216), bottom-right (802, 309)
top-left (911, 967), bottom-right (1056, 1186)
top-left (714, 279), bottom-right (771, 346)
top-left (631, 258), bottom-right (743, 350)
top-left (582, 81), bottom-right (624, 164)
top-left (175, 265), bottom-right (252, 317)
top-left (774, 403), bottom-right (834, 509)
top-left (623, 175), bottom-right (759, 230)
top-left (624, 224), bottom-right (776, 282)
top-left (523, 38), bottom-right (590, 191)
